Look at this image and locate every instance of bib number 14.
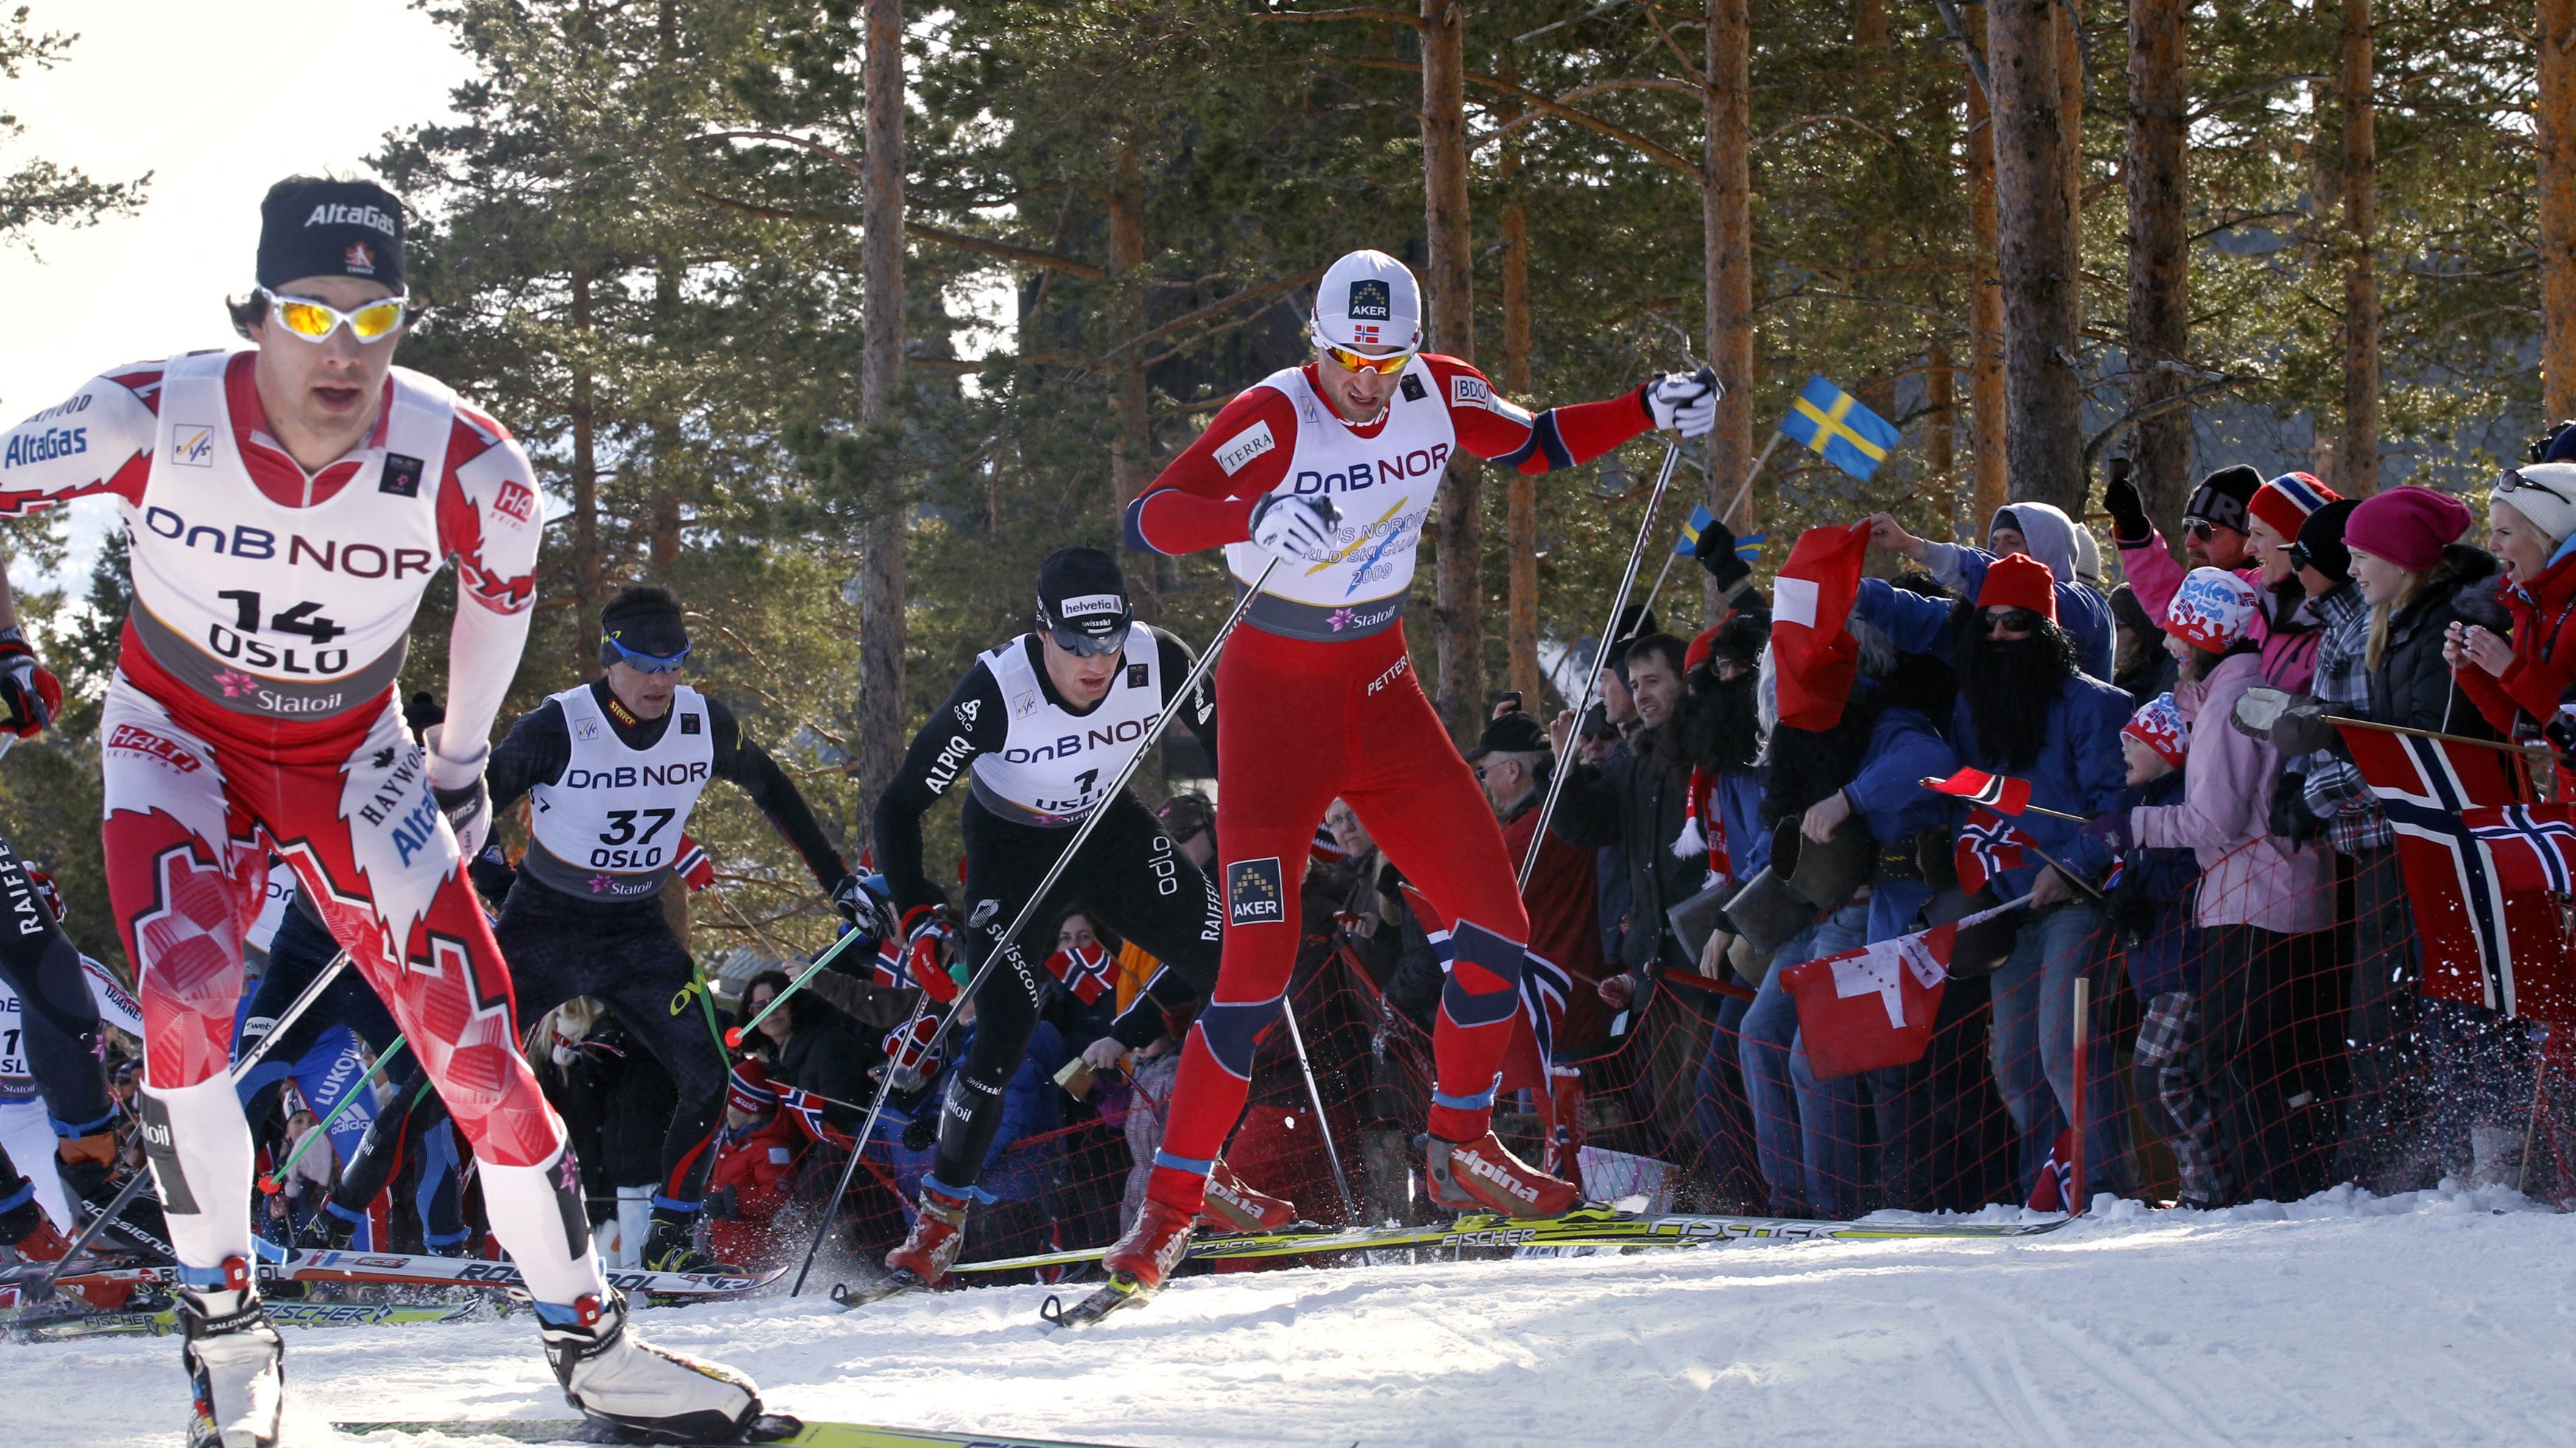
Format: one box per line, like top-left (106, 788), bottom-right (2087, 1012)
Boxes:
top-left (216, 590), bottom-right (346, 644)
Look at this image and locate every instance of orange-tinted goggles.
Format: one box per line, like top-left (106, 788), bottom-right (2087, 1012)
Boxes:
top-left (1318, 342), bottom-right (1415, 376)
top-left (260, 287), bottom-right (408, 344)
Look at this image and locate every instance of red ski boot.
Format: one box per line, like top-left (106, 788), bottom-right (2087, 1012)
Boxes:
top-left (1424, 1131), bottom-right (1583, 1218)
top-left (1049, 1198), bottom-right (1195, 1329)
top-left (1197, 1158), bottom-right (1296, 1232)
top-left (880, 1186), bottom-right (970, 1291)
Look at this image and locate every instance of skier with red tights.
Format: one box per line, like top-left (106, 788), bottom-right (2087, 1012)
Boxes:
top-left (1103, 249), bottom-right (1719, 1302)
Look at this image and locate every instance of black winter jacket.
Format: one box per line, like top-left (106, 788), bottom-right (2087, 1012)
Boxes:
top-left (1549, 731), bottom-right (1701, 978)
top-left (2363, 544), bottom-right (2510, 736)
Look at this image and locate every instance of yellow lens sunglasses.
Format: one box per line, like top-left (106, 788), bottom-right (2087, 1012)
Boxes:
top-left (258, 286), bottom-right (411, 344)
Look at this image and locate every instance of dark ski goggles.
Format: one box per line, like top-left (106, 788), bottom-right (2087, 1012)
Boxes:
top-left (1046, 623), bottom-right (1126, 659)
top-left (604, 635), bottom-right (690, 673)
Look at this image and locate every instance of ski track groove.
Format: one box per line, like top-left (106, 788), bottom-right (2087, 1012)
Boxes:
top-left (13, 1188), bottom-right (2576, 1447)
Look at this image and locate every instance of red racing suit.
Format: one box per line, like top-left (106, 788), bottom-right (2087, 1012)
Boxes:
top-left (1122, 353), bottom-right (1654, 1210)
top-left (0, 349), bottom-right (601, 1305)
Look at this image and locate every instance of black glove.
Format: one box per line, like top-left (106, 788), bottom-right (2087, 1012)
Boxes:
top-left (899, 1105), bottom-right (940, 1152)
top-left (1694, 517), bottom-right (1751, 593)
top-left (432, 777), bottom-right (492, 860)
top-left (2101, 458), bottom-right (2152, 544)
top-left (830, 874), bottom-right (890, 938)
top-left (0, 628), bottom-right (60, 737)
top-left (704, 1184), bottom-right (738, 1221)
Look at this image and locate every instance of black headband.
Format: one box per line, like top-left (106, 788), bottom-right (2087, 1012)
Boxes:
top-left (258, 179), bottom-right (405, 294)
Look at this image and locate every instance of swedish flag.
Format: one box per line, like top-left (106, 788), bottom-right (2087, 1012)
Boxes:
top-left (1782, 375), bottom-right (1900, 481)
top-left (1675, 505), bottom-right (1765, 561)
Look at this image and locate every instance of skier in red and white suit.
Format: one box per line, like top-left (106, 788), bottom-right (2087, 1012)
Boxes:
top-left (1103, 249), bottom-right (1718, 1293)
top-left (0, 178), bottom-right (761, 1448)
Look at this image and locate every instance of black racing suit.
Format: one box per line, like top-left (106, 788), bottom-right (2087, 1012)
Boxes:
top-left (873, 629), bottom-right (1223, 1197)
top-left (0, 828), bottom-right (118, 1244)
top-left (487, 679), bottom-right (850, 1213)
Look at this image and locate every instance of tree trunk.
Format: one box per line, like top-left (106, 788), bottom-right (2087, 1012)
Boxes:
top-left (2059, 0), bottom-right (2086, 224)
top-left (2126, 0), bottom-right (2192, 545)
top-left (857, 0), bottom-right (908, 823)
top-left (1420, 0), bottom-right (1481, 736)
top-left (2338, 0), bottom-right (2379, 496)
top-left (2544, 0), bottom-right (2576, 422)
top-left (1705, 0), bottom-right (1755, 620)
top-left (1927, 336), bottom-right (1956, 497)
top-left (1109, 129), bottom-right (1156, 619)
top-left (1498, 65), bottom-right (1540, 705)
top-left (1964, 16), bottom-right (2009, 526)
top-left (1989, 0), bottom-right (2086, 515)
top-left (568, 262), bottom-right (601, 671)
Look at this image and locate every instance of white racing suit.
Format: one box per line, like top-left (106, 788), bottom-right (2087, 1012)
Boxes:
top-left (0, 349), bottom-right (601, 1306)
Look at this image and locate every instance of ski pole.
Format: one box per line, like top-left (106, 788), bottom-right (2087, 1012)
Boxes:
top-left (1278, 989), bottom-right (1359, 1227)
top-left (788, 994), bottom-right (931, 1297)
top-left (257, 1035), bottom-right (406, 1194)
top-left (2069, 975), bottom-right (2090, 1217)
top-left (791, 553), bottom-right (1284, 1296)
top-left (21, 1160), bottom-right (155, 1304)
top-left (1521, 439), bottom-right (1684, 889)
top-left (1627, 429), bottom-right (1785, 631)
top-left (724, 926), bottom-right (877, 1048)
top-left (230, 950), bottom-right (353, 1083)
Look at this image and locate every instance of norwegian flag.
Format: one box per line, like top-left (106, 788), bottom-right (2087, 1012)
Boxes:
top-left (2465, 804), bottom-right (2576, 895)
top-left (1045, 941), bottom-right (1119, 1006)
top-left (882, 1011), bottom-right (946, 1077)
top-left (1954, 806), bottom-right (2034, 895)
top-left (870, 936), bottom-right (908, 990)
top-left (673, 834), bottom-right (714, 892)
top-left (1400, 881), bottom-right (1565, 1094)
top-left (1777, 920), bottom-right (1959, 1080)
top-left (1923, 767), bottom-right (2033, 814)
top-left (2343, 727), bottom-right (2575, 1022)
top-left (778, 1086), bottom-right (853, 1150)
top-left (2026, 1126), bottom-right (2079, 1213)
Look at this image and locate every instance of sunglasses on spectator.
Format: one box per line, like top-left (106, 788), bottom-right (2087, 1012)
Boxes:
top-left (2283, 543), bottom-right (2312, 570)
top-left (1982, 608), bottom-right (2042, 637)
top-left (2499, 467), bottom-right (2576, 505)
top-left (1317, 341), bottom-right (1416, 376)
top-left (2182, 518), bottom-right (2231, 543)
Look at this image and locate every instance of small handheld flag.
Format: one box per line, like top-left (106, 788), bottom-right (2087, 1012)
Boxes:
top-left (1955, 807), bottom-right (2035, 895)
top-left (1922, 767), bottom-right (2032, 815)
top-left (1782, 375), bottom-right (1901, 481)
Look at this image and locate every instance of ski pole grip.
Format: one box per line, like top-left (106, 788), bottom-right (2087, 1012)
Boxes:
top-left (723, 1026), bottom-right (746, 1048)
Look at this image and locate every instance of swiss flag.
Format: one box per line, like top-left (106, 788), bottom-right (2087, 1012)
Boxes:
top-left (1955, 807), bottom-right (2035, 895)
top-left (1779, 921), bottom-right (1958, 1081)
top-left (1770, 522), bottom-right (1872, 730)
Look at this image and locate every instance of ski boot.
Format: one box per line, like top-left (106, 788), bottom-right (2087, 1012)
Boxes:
top-left (319, 1202), bottom-right (364, 1251)
top-left (1048, 1197), bottom-right (1194, 1330)
top-left (1198, 1157), bottom-right (1296, 1232)
top-left (1, 1186), bottom-right (69, 1262)
top-left (1423, 1130), bottom-right (1582, 1218)
top-left (878, 1184), bottom-right (969, 1291)
top-left (60, 1142), bottom-right (174, 1261)
top-left (177, 1257), bottom-right (283, 1448)
top-left (642, 1207), bottom-right (740, 1275)
top-left (537, 1288), bottom-right (762, 1443)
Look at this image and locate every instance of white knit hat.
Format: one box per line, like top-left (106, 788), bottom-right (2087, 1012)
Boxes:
top-left (2495, 462), bottom-right (2576, 547)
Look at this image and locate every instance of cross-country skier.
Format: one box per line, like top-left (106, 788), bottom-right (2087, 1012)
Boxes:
top-left (1103, 249), bottom-right (1718, 1301)
top-left (869, 546), bottom-right (1245, 1293)
top-left (0, 176), bottom-right (767, 1445)
top-left (0, 832), bottom-right (135, 1266)
top-left (481, 583), bottom-right (877, 1273)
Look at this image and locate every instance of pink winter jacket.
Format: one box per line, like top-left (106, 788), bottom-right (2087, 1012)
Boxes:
top-left (2119, 530), bottom-right (2321, 692)
top-left (2128, 651), bottom-right (2333, 933)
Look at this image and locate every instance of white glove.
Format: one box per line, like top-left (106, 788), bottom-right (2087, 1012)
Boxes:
top-left (1248, 492), bottom-right (1343, 566)
top-left (422, 724), bottom-right (493, 860)
top-left (1646, 366), bottom-right (1722, 439)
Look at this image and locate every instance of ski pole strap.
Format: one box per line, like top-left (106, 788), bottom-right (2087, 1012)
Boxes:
top-left (261, 1034), bottom-right (406, 1192)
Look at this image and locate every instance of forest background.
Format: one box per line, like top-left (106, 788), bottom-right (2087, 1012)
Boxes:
top-left (0, 0), bottom-right (2565, 977)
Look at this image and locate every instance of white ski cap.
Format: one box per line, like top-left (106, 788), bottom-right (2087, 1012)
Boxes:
top-left (1310, 249), bottom-right (1423, 355)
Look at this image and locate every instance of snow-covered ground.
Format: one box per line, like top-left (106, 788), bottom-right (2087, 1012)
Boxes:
top-left (10, 1184), bottom-right (2576, 1448)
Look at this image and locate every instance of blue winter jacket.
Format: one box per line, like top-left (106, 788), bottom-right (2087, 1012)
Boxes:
top-left (1914, 500), bottom-right (2116, 681)
top-left (1839, 702), bottom-right (1958, 942)
top-left (1849, 580), bottom-right (2134, 895)
top-left (1712, 767), bottom-right (1770, 884)
top-left (2112, 771), bottom-right (2198, 998)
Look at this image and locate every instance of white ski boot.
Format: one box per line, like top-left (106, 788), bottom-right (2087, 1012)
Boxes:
top-left (177, 1258), bottom-right (283, 1448)
top-left (537, 1288), bottom-right (762, 1442)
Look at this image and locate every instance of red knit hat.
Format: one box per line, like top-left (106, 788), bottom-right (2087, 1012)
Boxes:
top-left (2247, 471), bottom-right (2341, 541)
top-left (2344, 486), bottom-right (2474, 574)
top-left (1975, 552), bottom-right (2058, 622)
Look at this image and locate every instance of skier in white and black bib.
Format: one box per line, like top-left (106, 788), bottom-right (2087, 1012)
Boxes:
top-left (484, 585), bottom-right (880, 1276)
top-left (868, 547), bottom-right (1264, 1296)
